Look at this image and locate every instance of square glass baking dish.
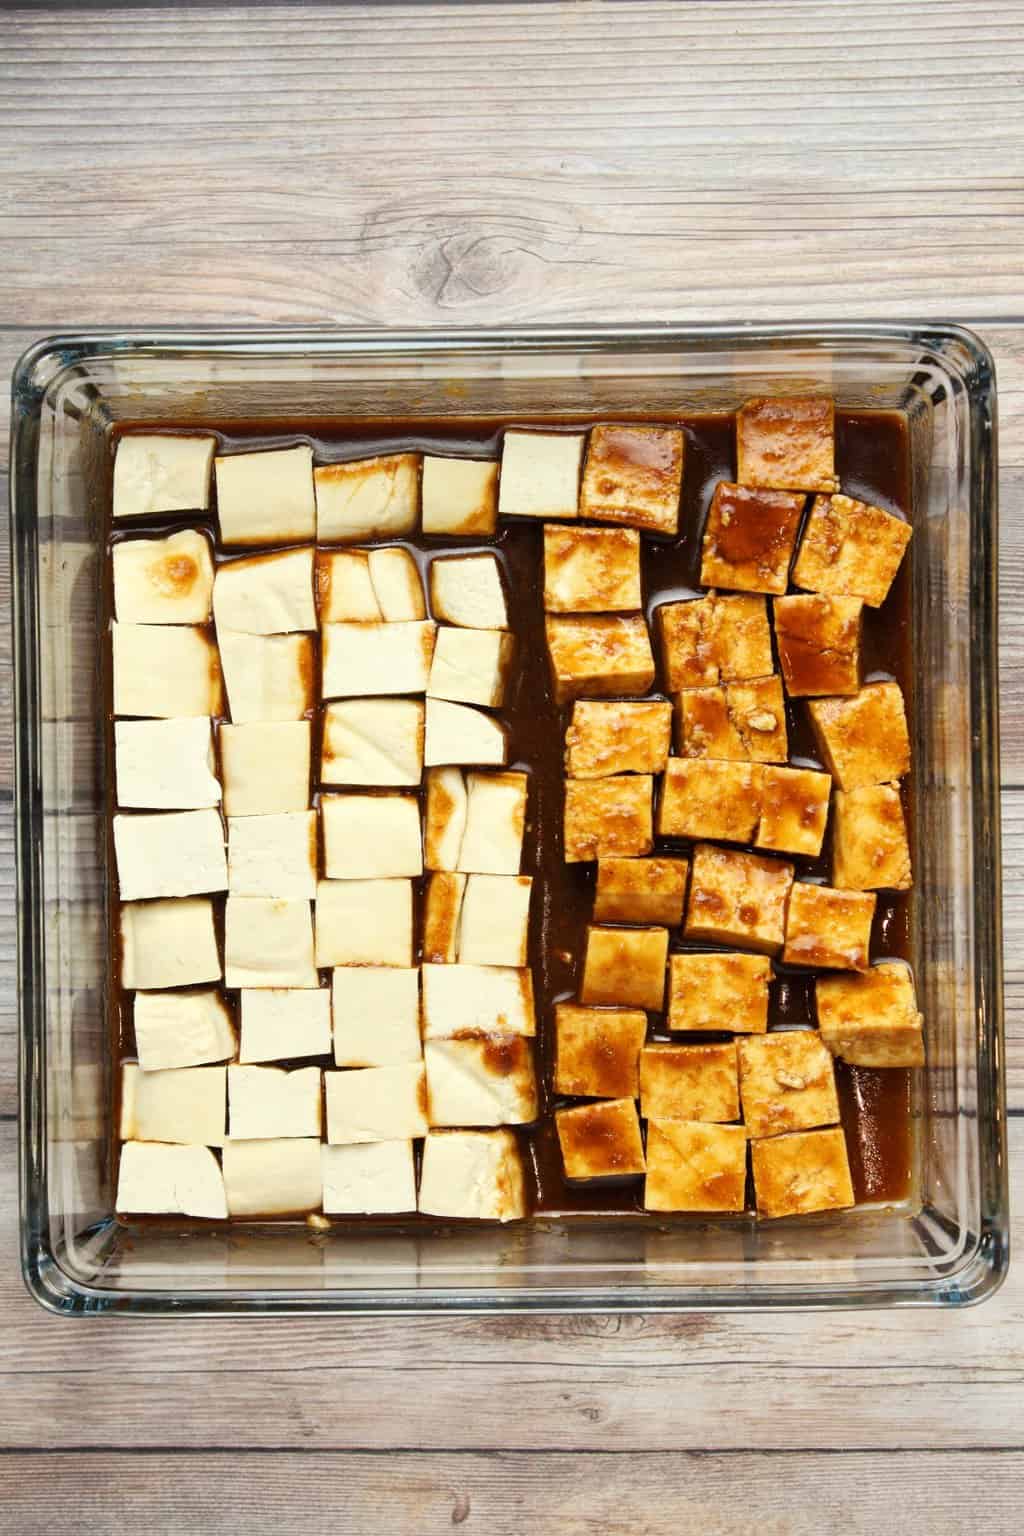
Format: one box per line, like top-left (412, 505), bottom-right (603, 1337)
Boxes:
top-left (11, 323), bottom-right (1005, 1314)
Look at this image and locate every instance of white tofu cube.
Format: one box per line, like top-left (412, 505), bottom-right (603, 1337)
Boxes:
top-left (315, 453), bottom-right (420, 542)
top-left (120, 1063), bottom-right (226, 1145)
top-left (425, 1037), bottom-right (537, 1127)
top-left (332, 966), bottom-right (422, 1066)
top-left (215, 445), bottom-right (316, 545)
top-left (321, 1141), bottom-right (417, 1215)
top-left (418, 1129), bottom-right (526, 1221)
top-left (115, 718), bottom-right (221, 810)
top-left (228, 1064), bottom-right (322, 1139)
top-left (316, 550), bottom-right (382, 622)
top-left (457, 876), bottom-right (532, 966)
top-left (222, 1138), bottom-right (322, 1216)
top-left (134, 989), bottom-right (236, 1072)
top-left (239, 988), bottom-right (332, 1063)
top-left (424, 767), bottom-right (468, 870)
top-left (223, 897), bottom-right (318, 988)
top-left (423, 872), bottom-right (466, 962)
top-left (113, 529), bottom-right (214, 625)
top-left (116, 1142), bottom-right (227, 1219)
top-left (324, 1063), bottom-right (429, 1144)
top-left (113, 433), bottom-right (216, 520)
top-left (113, 809), bottom-right (227, 901)
top-left (321, 699), bottom-right (424, 787)
top-left (219, 630), bottom-right (315, 722)
top-left (427, 627), bottom-right (515, 708)
top-left (321, 620), bottom-right (436, 699)
top-left (120, 898), bottom-right (221, 990)
top-left (458, 771), bottom-right (527, 873)
top-left (315, 879), bottom-right (414, 967)
top-left (429, 553), bottom-right (509, 630)
top-left (498, 431), bottom-right (584, 520)
top-left (112, 622), bottom-right (223, 719)
top-left (421, 455), bottom-right (499, 535)
top-left (424, 699), bottom-right (508, 767)
top-left (421, 963), bottom-right (536, 1039)
top-left (220, 721), bottom-right (311, 815)
top-left (212, 547), bottom-right (316, 634)
top-left (321, 793), bottom-right (422, 880)
top-left (367, 546), bottom-right (426, 620)
top-left (228, 811), bottom-right (317, 898)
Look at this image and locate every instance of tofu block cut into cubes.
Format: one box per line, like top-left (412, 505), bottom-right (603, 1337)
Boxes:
top-left (421, 963), bottom-right (535, 1040)
top-left (498, 431), bottom-right (584, 520)
top-left (816, 961), bottom-right (924, 1068)
top-left (644, 1121), bottom-right (748, 1213)
top-left (774, 594), bottom-right (862, 697)
top-left (685, 844), bottom-right (795, 955)
top-left (368, 546), bottom-right (426, 621)
top-left (564, 775), bottom-right (653, 862)
top-left (117, 1142), bottom-right (227, 1219)
top-left (115, 718), bottom-right (221, 810)
top-left (112, 622), bottom-right (223, 719)
top-left (325, 1062), bottom-right (429, 1144)
top-left (676, 677), bottom-right (788, 764)
top-left (657, 592), bottom-right (773, 691)
top-left (556, 1098), bottom-right (646, 1180)
top-left (321, 621), bottom-right (436, 699)
top-left (657, 758), bottom-right (760, 844)
top-left (422, 456), bottom-right (498, 535)
top-left (120, 1063), bottom-right (226, 1145)
top-left (228, 811), bottom-right (317, 899)
top-left (793, 493), bottom-right (912, 608)
top-left (832, 783), bottom-right (911, 890)
top-left (315, 879), bottom-right (414, 968)
top-left (543, 525), bottom-right (642, 612)
top-left (751, 1127), bottom-right (854, 1219)
top-left (754, 766), bottom-right (832, 859)
top-left (427, 626), bottom-right (515, 708)
top-left (565, 700), bottom-right (671, 779)
top-left (700, 482), bottom-right (805, 595)
top-left (640, 1042), bottom-right (739, 1124)
top-left (219, 630), bottom-right (315, 722)
top-left (114, 809), bottom-right (227, 901)
top-left (807, 682), bottom-right (911, 790)
top-left (579, 424), bottom-right (684, 536)
top-left (422, 872), bottom-right (466, 963)
top-left (224, 896), bottom-right (318, 988)
top-left (458, 875), bottom-right (533, 967)
top-left (783, 883), bottom-right (876, 972)
top-left (554, 1004), bottom-right (647, 1099)
top-left (459, 771), bottom-right (528, 873)
top-left (593, 856), bottom-right (688, 926)
top-left (322, 1141), bottom-right (417, 1215)
top-left (239, 988), bottom-right (332, 1063)
top-left (425, 1036), bottom-right (538, 1127)
top-left (424, 699), bottom-right (507, 767)
top-left (222, 1139), bottom-right (322, 1217)
top-left (429, 553), bottom-right (508, 629)
top-left (314, 453), bottom-right (420, 542)
top-left (228, 1064), bottom-right (322, 1139)
top-left (736, 396), bottom-right (839, 494)
top-left (424, 768), bottom-right (468, 870)
top-left (738, 1032), bottom-right (840, 1138)
top-left (113, 433), bottom-right (216, 521)
top-left (113, 529), bottom-right (214, 625)
top-left (580, 925), bottom-right (668, 1011)
top-left (316, 550), bottom-right (380, 622)
top-left (667, 951), bottom-right (771, 1034)
top-left (120, 897), bottom-right (221, 989)
top-left (213, 547), bottom-right (316, 634)
top-left (332, 967), bottom-right (422, 1067)
top-left (134, 989), bottom-right (235, 1072)
top-left (220, 721), bottom-right (311, 815)
top-left (321, 793), bottom-right (422, 880)
top-left (321, 699), bottom-right (424, 787)
top-left (545, 615), bottom-right (655, 705)
top-left (418, 1129), bottom-right (527, 1221)
top-left (215, 445), bottom-right (316, 545)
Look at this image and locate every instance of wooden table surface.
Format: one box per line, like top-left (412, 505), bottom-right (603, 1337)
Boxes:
top-left (3, 3), bottom-right (1024, 1530)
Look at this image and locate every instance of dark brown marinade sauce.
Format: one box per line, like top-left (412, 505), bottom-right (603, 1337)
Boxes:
top-left (108, 408), bottom-right (914, 1224)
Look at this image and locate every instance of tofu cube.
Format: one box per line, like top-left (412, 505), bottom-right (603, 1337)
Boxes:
top-left (427, 626), bottom-right (516, 708)
top-left (332, 966), bottom-right (422, 1066)
top-left (429, 553), bottom-right (508, 630)
top-left (459, 770), bottom-right (528, 873)
top-left (213, 547), bottom-right (316, 635)
top-left (113, 529), bottom-right (214, 625)
top-left (424, 699), bottom-right (508, 767)
top-left (754, 765), bottom-right (832, 859)
top-left (228, 1064), bottom-right (322, 1139)
top-left (458, 875), bottom-right (532, 967)
top-left (556, 1098), bottom-right (646, 1179)
top-left (224, 896), bottom-right (318, 989)
top-left (324, 1062), bottom-right (429, 1143)
top-left (657, 758), bottom-right (760, 843)
top-left (579, 424), bottom-right (684, 535)
top-left (580, 925), bottom-right (668, 1011)
top-left (793, 493), bottom-right (912, 608)
top-left (239, 988), bottom-right (332, 1063)
top-left (700, 482), bottom-right (805, 595)
top-left (314, 453), bottom-right (420, 542)
top-left (315, 878), bottom-right (414, 967)
top-left (832, 783), bottom-right (912, 891)
top-left (321, 698), bottom-right (424, 787)
top-left (115, 717), bottom-right (221, 811)
top-left (751, 1126), bottom-right (855, 1218)
top-left (640, 1041), bottom-right (739, 1123)
top-left (215, 445), bottom-right (316, 545)
top-left (675, 686), bottom-right (744, 761)
top-left (321, 620), bottom-right (436, 700)
top-left (736, 395), bottom-right (839, 493)
top-left (219, 630), bottom-right (315, 723)
top-left (220, 721), bottom-right (311, 816)
top-left (316, 549), bottom-right (381, 622)
top-left (816, 961), bottom-right (925, 1067)
top-left (418, 1128), bottom-right (527, 1220)
top-left (564, 699), bottom-right (672, 779)
top-left (228, 811), bottom-right (317, 899)
top-left (369, 546), bottom-right (424, 619)
top-left (120, 1063), bottom-right (226, 1145)
top-left (117, 1142), bottom-right (227, 1220)
top-left (222, 1138), bottom-right (322, 1216)
top-left (593, 856), bottom-right (688, 927)
top-left (554, 1003), bottom-right (647, 1099)
top-left (120, 897), bottom-right (221, 989)
top-left (685, 843), bottom-right (795, 954)
top-left (113, 433), bottom-right (217, 521)
top-left (676, 676), bottom-right (788, 764)
top-left (422, 872), bottom-right (466, 962)
top-left (424, 768), bottom-right (468, 870)
top-left (738, 1031), bottom-right (840, 1138)
top-left (564, 775), bottom-right (653, 862)
top-left (321, 1140), bottom-right (416, 1215)
top-left (543, 525), bottom-right (642, 613)
top-left (774, 594), bottom-right (862, 697)
top-left (134, 989), bottom-right (236, 1072)
top-left (667, 951), bottom-right (771, 1034)
top-left (422, 455), bottom-right (498, 535)
top-left (112, 622), bottom-right (223, 719)
top-left (498, 430), bottom-right (584, 520)
top-left (783, 883), bottom-right (876, 972)
top-left (807, 682), bottom-right (911, 790)
top-left (545, 615), bottom-right (655, 705)
top-left (425, 1036), bottom-right (538, 1126)
top-left (113, 809), bottom-right (227, 901)
top-left (656, 592), bottom-right (773, 690)
top-left (321, 793), bottom-right (422, 880)
top-left (421, 963), bottom-right (536, 1039)
top-left (644, 1120), bottom-right (747, 1213)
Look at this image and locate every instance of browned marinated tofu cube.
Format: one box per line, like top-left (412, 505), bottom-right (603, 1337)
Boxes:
top-left (700, 482), bottom-right (805, 595)
top-left (545, 615), bottom-right (655, 705)
top-left (656, 592), bottom-right (772, 690)
top-left (738, 1030), bottom-right (840, 1139)
top-left (565, 699), bottom-right (672, 779)
top-left (667, 951), bottom-right (771, 1034)
top-left (594, 856), bottom-right (688, 926)
top-left (543, 525), bottom-right (642, 613)
top-left (751, 1126), bottom-right (855, 1218)
top-left (736, 396), bottom-right (839, 494)
top-left (774, 593), bottom-right (862, 698)
top-left (685, 843), bottom-right (795, 955)
top-left (580, 925), bottom-right (668, 1010)
top-left (754, 765), bottom-right (832, 859)
top-left (793, 493), bottom-right (912, 608)
top-left (783, 883), bottom-right (875, 971)
top-left (657, 758), bottom-right (760, 844)
top-left (554, 1004), bottom-right (648, 1098)
top-left (422, 871), bottom-right (465, 962)
top-left (832, 782), bottom-right (911, 891)
top-left (677, 676), bottom-right (787, 764)
top-left (579, 424), bottom-right (684, 536)
top-left (815, 961), bottom-right (925, 1067)
top-left (808, 682), bottom-right (911, 790)
top-left (676, 687), bottom-right (743, 760)
top-left (640, 1041), bottom-right (739, 1124)
top-left (564, 776), bottom-right (653, 862)
top-left (556, 1097), bottom-right (646, 1179)
top-left (644, 1120), bottom-right (748, 1212)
